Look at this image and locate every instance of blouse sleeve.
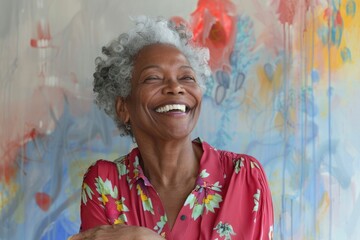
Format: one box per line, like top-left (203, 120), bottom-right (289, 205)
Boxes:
top-left (79, 160), bottom-right (119, 232)
top-left (248, 155), bottom-right (274, 240)
top-left (219, 150), bottom-right (274, 239)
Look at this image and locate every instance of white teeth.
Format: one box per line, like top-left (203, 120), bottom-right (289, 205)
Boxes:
top-left (155, 104), bottom-right (186, 113)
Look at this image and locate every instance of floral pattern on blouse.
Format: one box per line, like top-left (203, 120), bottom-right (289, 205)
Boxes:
top-left (184, 169), bottom-right (223, 220)
top-left (81, 182), bottom-right (94, 205)
top-left (154, 214), bottom-right (167, 234)
top-left (233, 157), bottom-right (245, 174)
top-left (214, 221), bottom-right (236, 240)
top-left (136, 182), bottom-right (154, 214)
top-left (80, 138), bottom-right (274, 240)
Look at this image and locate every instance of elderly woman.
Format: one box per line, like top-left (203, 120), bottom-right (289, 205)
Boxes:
top-left (70, 16), bottom-right (273, 240)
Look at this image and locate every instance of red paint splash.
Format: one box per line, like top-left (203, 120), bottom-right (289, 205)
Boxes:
top-left (322, 7), bottom-right (344, 46)
top-left (30, 20), bottom-right (52, 48)
top-left (276, 0), bottom-right (311, 25)
top-left (1, 128), bottom-right (39, 166)
top-left (190, 0), bottom-right (237, 71)
top-left (323, 6), bottom-right (344, 25)
top-left (24, 128), bottom-right (38, 141)
top-left (35, 192), bottom-right (52, 211)
top-left (277, 0), bottom-right (298, 25)
top-left (334, 10), bottom-right (343, 26)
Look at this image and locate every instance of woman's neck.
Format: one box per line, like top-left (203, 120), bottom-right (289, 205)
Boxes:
top-left (135, 136), bottom-right (201, 188)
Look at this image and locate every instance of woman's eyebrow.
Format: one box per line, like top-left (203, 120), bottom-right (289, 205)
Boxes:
top-left (179, 65), bottom-right (195, 71)
top-left (140, 65), bottom-right (194, 72)
top-left (140, 65), bottom-right (161, 73)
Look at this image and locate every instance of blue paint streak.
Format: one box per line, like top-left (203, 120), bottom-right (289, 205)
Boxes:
top-left (311, 69), bottom-right (320, 83)
top-left (327, 2), bottom-right (333, 237)
top-left (280, 23), bottom-right (287, 240)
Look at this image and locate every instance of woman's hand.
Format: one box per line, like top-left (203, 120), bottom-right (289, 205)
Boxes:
top-left (68, 224), bottom-right (164, 240)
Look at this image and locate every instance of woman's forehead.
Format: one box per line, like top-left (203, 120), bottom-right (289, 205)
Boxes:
top-left (134, 44), bottom-right (191, 69)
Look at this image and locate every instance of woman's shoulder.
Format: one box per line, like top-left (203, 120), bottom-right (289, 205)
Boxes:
top-left (219, 150), bottom-right (261, 165)
top-left (208, 145), bottom-right (265, 177)
top-left (225, 150), bottom-right (262, 166)
top-left (82, 158), bottom-right (124, 182)
top-left (199, 139), bottom-right (266, 177)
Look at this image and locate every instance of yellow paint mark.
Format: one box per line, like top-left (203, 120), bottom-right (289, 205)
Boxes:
top-left (0, 182), bottom-right (19, 212)
top-left (275, 112), bottom-right (284, 128)
top-left (316, 191), bottom-right (330, 233)
top-left (301, 3), bottom-right (360, 77)
top-left (256, 64), bottom-right (284, 101)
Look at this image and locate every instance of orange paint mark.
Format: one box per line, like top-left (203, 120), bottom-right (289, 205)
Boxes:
top-left (35, 192), bottom-right (52, 211)
top-left (0, 163), bottom-right (17, 184)
top-left (323, 7), bottom-right (332, 20)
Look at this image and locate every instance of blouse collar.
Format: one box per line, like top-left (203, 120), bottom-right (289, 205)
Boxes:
top-left (126, 138), bottom-right (224, 189)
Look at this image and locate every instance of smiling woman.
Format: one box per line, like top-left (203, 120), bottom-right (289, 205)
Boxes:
top-left (120, 44), bottom-right (203, 141)
top-left (69, 16), bottom-right (274, 240)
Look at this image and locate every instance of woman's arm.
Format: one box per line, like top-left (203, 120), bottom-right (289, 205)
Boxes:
top-left (79, 160), bottom-right (115, 230)
top-left (74, 160), bottom-right (163, 239)
top-left (69, 224), bottom-right (164, 240)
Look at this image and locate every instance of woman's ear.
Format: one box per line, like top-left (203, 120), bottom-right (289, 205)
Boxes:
top-left (115, 96), bottom-right (130, 124)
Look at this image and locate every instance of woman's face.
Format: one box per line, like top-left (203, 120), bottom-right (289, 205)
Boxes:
top-left (122, 43), bottom-right (202, 141)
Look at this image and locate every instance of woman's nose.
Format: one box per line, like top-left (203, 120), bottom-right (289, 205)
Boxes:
top-left (162, 79), bottom-right (185, 95)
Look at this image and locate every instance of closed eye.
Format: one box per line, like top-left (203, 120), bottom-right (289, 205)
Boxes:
top-left (179, 75), bottom-right (196, 81)
top-left (144, 75), bottom-right (163, 82)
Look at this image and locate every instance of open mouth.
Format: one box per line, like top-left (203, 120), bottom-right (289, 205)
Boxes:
top-left (155, 104), bottom-right (190, 113)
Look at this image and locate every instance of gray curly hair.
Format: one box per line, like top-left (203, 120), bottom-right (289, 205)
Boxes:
top-left (93, 16), bottom-right (211, 136)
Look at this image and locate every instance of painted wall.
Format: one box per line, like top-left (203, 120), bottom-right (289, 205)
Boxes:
top-left (1, 0), bottom-right (359, 239)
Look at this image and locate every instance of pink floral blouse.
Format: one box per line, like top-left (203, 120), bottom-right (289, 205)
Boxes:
top-left (80, 138), bottom-right (274, 239)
